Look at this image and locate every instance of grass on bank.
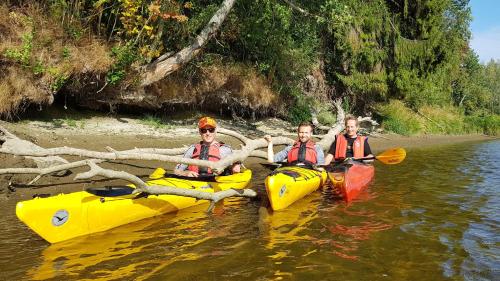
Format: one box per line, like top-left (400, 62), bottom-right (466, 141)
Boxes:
top-left (0, 3), bottom-right (111, 119)
top-left (376, 100), bottom-right (499, 136)
top-left (139, 115), bottom-right (172, 130)
top-left (51, 117), bottom-right (84, 129)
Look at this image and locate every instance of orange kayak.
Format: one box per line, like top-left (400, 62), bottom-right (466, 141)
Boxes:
top-left (327, 162), bottom-right (374, 202)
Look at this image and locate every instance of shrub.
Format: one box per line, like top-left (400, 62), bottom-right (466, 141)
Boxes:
top-left (418, 105), bottom-right (465, 134)
top-left (465, 115), bottom-right (500, 136)
top-left (375, 100), bottom-right (422, 135)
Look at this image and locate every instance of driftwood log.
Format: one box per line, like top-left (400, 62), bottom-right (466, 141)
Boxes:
top-left (0, 101), bottom-right (346, 208)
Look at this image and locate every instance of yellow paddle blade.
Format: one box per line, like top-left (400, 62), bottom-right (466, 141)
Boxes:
top-left (376, 147), bottom-right (406, 165)
top-left (149, 167), bottom-right (166, 179)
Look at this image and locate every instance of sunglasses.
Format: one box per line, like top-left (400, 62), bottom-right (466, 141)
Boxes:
top-left (199, 128), bottom-right (215, 133)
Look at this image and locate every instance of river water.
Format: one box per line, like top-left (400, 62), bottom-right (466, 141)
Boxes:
top-left (1, 140), bottom-right (498, 280)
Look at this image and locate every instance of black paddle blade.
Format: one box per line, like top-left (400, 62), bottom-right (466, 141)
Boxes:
top-left (260, 163), bottom-right (282, 170)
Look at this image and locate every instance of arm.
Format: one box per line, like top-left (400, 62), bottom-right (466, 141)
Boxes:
top-left (315, 145), bottom-right (325, 165)
top-left (173, 146), bottom-right (199, 177)
top-left (324, 153), bottom-right (334, 165)
top-left (324, 137), bottom-right (337, 165)
top-left (362, 138), bottom-right (374, 163)
top-left (273, 145), bottom-right (292, 163)
top-left (219, 145), bottom-right (241, 173)
top-left (264, 135), bottom-right (274, 163)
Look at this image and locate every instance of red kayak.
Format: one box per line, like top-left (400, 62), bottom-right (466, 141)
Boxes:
top-left (327, 162), bottom-right (375, 202)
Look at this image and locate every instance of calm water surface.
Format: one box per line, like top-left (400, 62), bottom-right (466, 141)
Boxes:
top-left (1, 140), bottom-right (498, 280)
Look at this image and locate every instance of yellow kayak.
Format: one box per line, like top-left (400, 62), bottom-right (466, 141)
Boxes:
top-left (265, 166), bottom-right (326, 211)
top-left (16, 169), bottom-right (252, 244)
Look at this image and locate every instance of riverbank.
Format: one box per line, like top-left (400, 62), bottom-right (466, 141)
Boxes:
top-left (0, 116), bottom-right (496, 199)
top-left (1, 115), bottom-right (494, 150)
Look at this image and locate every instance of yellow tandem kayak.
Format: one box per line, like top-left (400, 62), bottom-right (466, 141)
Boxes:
top-left (265, 166), bottom-right (327, 211)
top-left (16, 169), bottom-right (252, 244)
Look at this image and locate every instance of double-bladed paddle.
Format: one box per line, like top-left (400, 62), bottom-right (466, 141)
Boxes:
top-left (353, 147), bottom-right (406, 165)
top-left (341, 147), bottom-right (406, 165)
top-left (260, 147), bottom-right (407, 170)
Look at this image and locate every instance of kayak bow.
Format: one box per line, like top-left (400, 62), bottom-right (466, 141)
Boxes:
top-left (265, 166), bottom-right (327, 211)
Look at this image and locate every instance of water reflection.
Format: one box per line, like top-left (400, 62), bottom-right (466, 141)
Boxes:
top-left (30, 206), bottom-right (208, 280)
top-left (1, 140), bottom-right (499, 280)
top-left (29, 198), bottom-right (249, 280)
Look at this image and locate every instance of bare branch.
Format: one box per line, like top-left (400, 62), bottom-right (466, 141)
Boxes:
top-left (0, 159), bottom-right (104, 185)
top-left (0, 131), bottom-right (295, 172)
top-left (317, 99), bottom-right (345, 150)
top-left (110, 146), bottom-right (189, 155)
top-left (74, 162), bottom-right (257, 203)
top-left (75, 161), bottom-right (148, 188)
top-left (358, 116), bottom-right (379, 126)
top-left (282, 0), bottom-right (311, 16)
top-left (1, 126), bottom-right (70, 174)
top-left (310, 106), bottom-right (332, 131)
top-left (217, 127), bottom-right (250, 143)
top-left (250, 150), bottom-right (268, 159)
top-left (140, 185), bottom-right (257, 202)
top-left (0, 126), bottom-right (19, 140)
top-left (0, 101), bottom-right (345, 178)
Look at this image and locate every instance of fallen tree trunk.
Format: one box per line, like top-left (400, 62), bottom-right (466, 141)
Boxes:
top-left (140, 0), bottom-right (237, 86)
top-left (0, 100), bottom-right (345, 206)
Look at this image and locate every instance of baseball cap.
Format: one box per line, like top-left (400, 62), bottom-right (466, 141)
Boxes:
top-left (198, 116), bottom-right (217, 128)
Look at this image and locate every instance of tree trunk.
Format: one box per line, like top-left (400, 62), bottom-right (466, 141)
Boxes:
top-left (140, 0), bottom-right (236, 86)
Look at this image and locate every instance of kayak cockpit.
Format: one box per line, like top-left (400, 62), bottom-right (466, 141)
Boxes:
top-left (85, 186), bottom-right (135, 197)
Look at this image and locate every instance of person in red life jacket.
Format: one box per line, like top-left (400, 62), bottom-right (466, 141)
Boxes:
top-left (324, 115), bottom-right (374, 165)
top-left (174, 117), bottom-right (241, 177)
top-left (264, 121), bottom-right (325, 165)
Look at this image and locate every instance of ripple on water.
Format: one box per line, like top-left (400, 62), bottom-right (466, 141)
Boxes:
top-left (1, 140), bottom-right (499, 280)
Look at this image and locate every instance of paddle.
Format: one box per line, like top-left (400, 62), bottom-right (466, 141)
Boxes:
top-left (260, 163), bottom-right (284, 170)
top-left (149, 167), bottom-right (217, 181)
top-left (355, 147), bottom-right (406, 165)
top-left (261, 147), bottom-right (406, 170)
top-left (260, 162), bottom-right (316, 171)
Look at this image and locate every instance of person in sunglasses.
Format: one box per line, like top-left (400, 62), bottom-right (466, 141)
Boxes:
top-left (174, 117), bottom-right (241, 177)
top-left (264, 121), bottom-right (325, 166)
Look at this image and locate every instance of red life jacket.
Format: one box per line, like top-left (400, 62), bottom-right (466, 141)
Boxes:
top-left (287, 140), bottom-right (318, 165)
top-left (187, 142), bottom-right (223, 174)
top-left (334, 134), bottom-right (366, 160)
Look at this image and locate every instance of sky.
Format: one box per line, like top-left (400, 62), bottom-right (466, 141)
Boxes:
top-left (469, 0), bottom-right (500, 63)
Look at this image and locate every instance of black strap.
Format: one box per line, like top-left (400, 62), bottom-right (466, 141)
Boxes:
top-left (86, 186), bottom-right (135, 197)
top-left (270, 170), bottom-right (301, 178)
top-left (298, 142), bottom-right (307, 163)
top-left (198, 144), bottom-right (209, 174)
top-left (163, 173), bottom-right (216, 182)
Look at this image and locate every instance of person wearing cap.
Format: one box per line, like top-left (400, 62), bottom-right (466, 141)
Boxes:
top-left (174, 117), bottom-right (241, 177)
top-left (264, 121), bottom-right (325, 166)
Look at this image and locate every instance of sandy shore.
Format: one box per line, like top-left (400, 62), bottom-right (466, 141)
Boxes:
top-left (0, 117), bottom-right (496, 199)
top-left (1, 116), bottom-right (494, 151)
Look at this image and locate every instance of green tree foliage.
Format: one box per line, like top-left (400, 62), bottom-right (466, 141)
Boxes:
top-left (3, 0), bottom-right (498, 133)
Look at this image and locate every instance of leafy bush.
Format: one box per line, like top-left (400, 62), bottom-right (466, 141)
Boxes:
top-left (4, 32), bottom-right (33, 66)
top-left (106, 44), bottom-right (139, 85)
top-left (287, 89), bottom-right (313, 125)
top-left (465, 115), bottom-right (500, 136)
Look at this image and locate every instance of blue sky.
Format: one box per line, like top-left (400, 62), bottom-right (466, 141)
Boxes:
top-left (469, 0), bottom-right (500, 63)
